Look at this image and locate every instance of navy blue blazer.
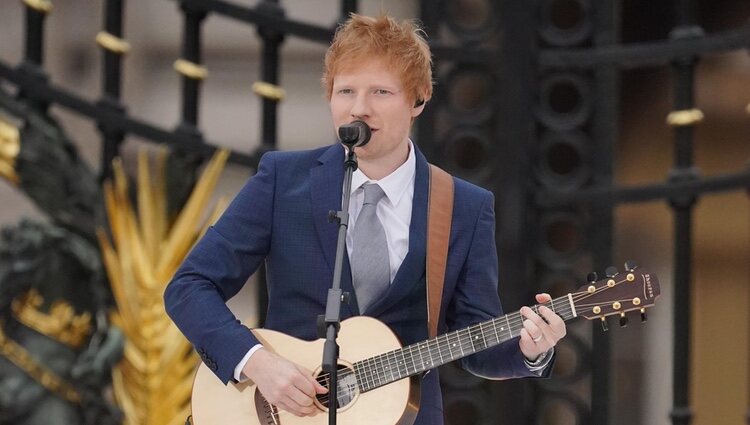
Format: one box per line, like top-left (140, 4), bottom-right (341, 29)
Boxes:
top-left (165, 143), bottom-right (540, 424)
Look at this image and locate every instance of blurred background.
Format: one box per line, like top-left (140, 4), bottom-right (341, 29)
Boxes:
top-left (0, 1), bottom-right (748, 425)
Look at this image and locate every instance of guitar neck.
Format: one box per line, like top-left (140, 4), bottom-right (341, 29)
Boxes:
top-left (352, 294), bottom-right (577, 393)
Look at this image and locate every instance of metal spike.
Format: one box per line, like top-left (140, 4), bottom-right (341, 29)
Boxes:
top-left (605, 266), bottom-right (618, 277)
top-left (600, 317), bottom-right (608, 332)
top-left (587, 272), bottom-right (598, 283)
top-left (624, 260), bottom-right (639, 271)
top-left (619, 312), bottom-right (629, 327)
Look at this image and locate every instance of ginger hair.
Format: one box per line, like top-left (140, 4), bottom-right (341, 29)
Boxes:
top-left (322, 14), bottom-right (433, 104)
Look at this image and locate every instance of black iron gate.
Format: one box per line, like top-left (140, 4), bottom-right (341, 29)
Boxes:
top-left (1, 1), bottom-right (749, 424)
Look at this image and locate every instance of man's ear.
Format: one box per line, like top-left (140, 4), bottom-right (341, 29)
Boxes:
top-left (412, 96), bottom-right (429, 118)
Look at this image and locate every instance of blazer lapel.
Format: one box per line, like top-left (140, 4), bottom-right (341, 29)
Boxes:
top-left (310, 144), bottom-right (359, 316)
top-left (364, 147), bottom-right (429, 317)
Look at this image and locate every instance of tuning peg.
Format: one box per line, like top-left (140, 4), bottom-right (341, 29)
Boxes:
top-left (587, 272), bottom-right (598, 283)
top-left (605, 266), bottom-right (618, 277)
top-left (624, 260), bottom-right (638, 271)
top-left (619, 312), bottom-right (629, 327)
top-left (640, 308), bottom-right (648, 323)
top-left (600, 317), bottom-right (608, 332)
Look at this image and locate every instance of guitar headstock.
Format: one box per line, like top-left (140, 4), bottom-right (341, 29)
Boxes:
top-left (572, 262), bottom-right (660, 329)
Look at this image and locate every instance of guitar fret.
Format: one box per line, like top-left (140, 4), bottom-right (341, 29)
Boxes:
top-left (467, 327), bottom-right (476, 352)
top-left (410, 345), bottom-right (420, 374)
top-left (505, 314), bottom-right (513, 338)
top-left (436, 335), bottom-right (445, 365)
top-left (492, 318), bottom-right (501, 345)
top-left (461, 329), bottom-right (472, 354)
top-left (380, 353), bottom-right (389, 386)
top-left (404, 346), bottom-right (414, 376)
top-left (397, 348), bottom-right (408, 380)
top-left (370, 355), bottom-right (382, 388)
top-left (426, 341), bottom-right (435, 369)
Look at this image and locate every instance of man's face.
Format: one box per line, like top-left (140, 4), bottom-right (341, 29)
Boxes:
top-left (330, 59), bottom-right (423, 163)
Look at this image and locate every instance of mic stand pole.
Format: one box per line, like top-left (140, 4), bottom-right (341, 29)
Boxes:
top-left (318, 146), bottom-right (358, 425)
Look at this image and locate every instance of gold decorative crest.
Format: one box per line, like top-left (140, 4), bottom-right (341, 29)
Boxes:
top-left (11, 289), bottom-right (92, 349)
top-left (0, 117), bottom-right (20, 184)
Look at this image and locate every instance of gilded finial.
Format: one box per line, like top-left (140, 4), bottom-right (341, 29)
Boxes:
top-left (252, 81), bottom-right (286, 101)
top-left (666, 108), bottom-right (704, 127)
top-left (23, 0), bottom-right (53, 14)
top-left (174, 59), bottom-right (208, 80)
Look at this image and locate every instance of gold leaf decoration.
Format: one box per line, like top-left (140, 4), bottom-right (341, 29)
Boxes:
top-left (98, 148), bottom-right (229, 425)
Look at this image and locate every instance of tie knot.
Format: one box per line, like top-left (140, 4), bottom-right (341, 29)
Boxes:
top-left (362, 183), bottom-right (386, 205)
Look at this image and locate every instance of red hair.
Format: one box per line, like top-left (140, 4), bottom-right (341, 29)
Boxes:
top-left (322, 14), bottom-right (433, 104)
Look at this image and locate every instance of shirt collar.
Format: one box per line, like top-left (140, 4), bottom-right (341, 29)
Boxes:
top-left (350, 140), bottom-right (416, 207)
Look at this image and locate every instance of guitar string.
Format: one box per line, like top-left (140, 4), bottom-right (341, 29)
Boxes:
top-left (315, 287), bottom-right (600, 395)
top-left (314, 302), bottom-right (574, 402)
top-left (349, 277), bottom-right (639, 390)
top-left (314, 275), bottom-right (639, 402)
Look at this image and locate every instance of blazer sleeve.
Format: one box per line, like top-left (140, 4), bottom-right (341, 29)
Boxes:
top-left (445, 189), bottom-right (543, 379)
top-left (164, 151), bottom-right (278, 383)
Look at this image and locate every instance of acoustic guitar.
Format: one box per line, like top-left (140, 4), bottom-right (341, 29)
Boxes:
top-left (191, 265), bottom-right (660, 424)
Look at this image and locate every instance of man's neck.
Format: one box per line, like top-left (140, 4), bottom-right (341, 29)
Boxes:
top-left (356, 143), bottom-right (410, 181)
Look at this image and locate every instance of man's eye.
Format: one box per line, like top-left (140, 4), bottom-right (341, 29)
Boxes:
top-left (374, 89), bottom-right (391, 95)
top-left (337, 88), bottom-right (353, 94)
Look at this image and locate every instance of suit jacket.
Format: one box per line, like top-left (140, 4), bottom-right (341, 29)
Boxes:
top-left (165, 143), bottom-right (541, 425)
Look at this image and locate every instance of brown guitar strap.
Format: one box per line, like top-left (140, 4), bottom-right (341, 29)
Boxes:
top-left (426, 164), bottom-right (453, 339)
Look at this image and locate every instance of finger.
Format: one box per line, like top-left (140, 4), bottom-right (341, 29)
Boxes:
top-left (518, 328), bottom-right (544, 359)
top-left (288, 381), bottom-right (317, 407)
top-left (535, 293), bottom-right (552, 303)
top-left (519, 327), bottom-right (535, 345)
top-left (282, 390), bottom-right (318, 416)
top-left (537, 306), bottom-right (566, 338)
top-left (522, 318), bottom-right (544, 343)
top-left (303, 370), bottom-right (328, 394)
top-left (291, 369), bottom-right (317, 399)
top-left (521, 306), bottom-right (552, 333)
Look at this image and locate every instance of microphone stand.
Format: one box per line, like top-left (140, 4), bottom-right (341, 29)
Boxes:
top-left (319, 145), bottom-right (358, 425)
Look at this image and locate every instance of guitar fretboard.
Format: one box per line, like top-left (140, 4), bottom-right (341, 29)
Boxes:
top-left (351, 295), bottom-right (577, 393)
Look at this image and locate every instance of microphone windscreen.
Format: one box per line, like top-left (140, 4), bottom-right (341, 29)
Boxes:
top-left (339, 120), bottom-right (371, 147)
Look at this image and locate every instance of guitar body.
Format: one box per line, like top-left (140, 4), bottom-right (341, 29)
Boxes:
top-left (191, 316), bottom-right (421, 425)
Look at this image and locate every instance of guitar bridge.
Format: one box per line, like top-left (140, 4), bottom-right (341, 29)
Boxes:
top-left (254, 389), bottom-right (280, 425)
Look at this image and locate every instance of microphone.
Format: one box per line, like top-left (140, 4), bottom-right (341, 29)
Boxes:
top-left (338, 120), bottom-right (371, 148)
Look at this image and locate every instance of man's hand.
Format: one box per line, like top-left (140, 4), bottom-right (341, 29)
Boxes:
top-left (519, 293), bottom-right (567, 362)
top-left (242, 348), bottom-right (328, 417)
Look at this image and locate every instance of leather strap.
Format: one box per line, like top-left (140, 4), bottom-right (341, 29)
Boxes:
top-left (426, 164), bottom-right (454, 338)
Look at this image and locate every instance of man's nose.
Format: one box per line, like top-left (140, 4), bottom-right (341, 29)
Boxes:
top-left (350, 94), bottom-right (372, 118)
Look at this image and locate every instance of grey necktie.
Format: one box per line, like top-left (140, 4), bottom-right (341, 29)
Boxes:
top-left (351, 183), bottom-right (390, 313)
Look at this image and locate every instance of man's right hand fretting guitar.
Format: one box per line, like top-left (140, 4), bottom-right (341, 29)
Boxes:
top-left (190, 263), bottom-right (660, 425)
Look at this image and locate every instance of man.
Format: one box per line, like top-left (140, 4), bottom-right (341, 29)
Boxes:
top-left (165, 14), bottom-right (566, 424)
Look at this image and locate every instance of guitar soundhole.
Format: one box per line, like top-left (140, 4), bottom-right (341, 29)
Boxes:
top-left (315, 364), bottom-right (359, 411)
